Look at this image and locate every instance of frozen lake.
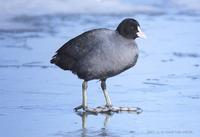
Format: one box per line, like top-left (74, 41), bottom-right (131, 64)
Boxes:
top-left (0, 0), bottom-right (200, 137)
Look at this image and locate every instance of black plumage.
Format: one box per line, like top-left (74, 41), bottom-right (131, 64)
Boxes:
top-left (51, 18), bottom-right (144, 81)
top-left (50, 18), bottom-right (146, 112)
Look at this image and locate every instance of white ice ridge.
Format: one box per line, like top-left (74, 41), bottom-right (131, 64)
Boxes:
top-left (1, 0), bottom-right (200, 17)
top-left (0, 0), bottom-right (159, 16)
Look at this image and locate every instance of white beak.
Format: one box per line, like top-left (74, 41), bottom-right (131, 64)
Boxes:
top-left (136, 26), bottom-right (146, 39)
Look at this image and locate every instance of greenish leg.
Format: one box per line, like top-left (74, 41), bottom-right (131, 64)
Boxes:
top-left (101, 79), bottom-right (112, 107)
top-left (74, 81), bottom-right (88, 111)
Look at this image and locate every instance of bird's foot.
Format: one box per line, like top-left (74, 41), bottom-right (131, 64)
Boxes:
top-left (74, 105), bottom-right (142, 114)
top-left (89, 105), bottom-right (142, 114)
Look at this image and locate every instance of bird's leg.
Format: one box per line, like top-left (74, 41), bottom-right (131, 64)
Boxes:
top-left (74, 81), bottom-right (88, 111)
top-left (92, 79), bottom-right (142, 113)
top-left (75, 79), bottom-right (113, 113)
top-left (84, 79), bottom-right (114, 113)
top-left (101, 79), bottom-right (112, 107)
top-left (74, 80), bottom-right (142, 114)
top-left (82, 81), bottom-right (88, 110)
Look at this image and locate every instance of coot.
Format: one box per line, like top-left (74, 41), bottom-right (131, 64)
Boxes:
top-left (50, 18), bottom-right (146, 112)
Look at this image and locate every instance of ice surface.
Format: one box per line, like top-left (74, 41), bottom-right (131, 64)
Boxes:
top-left (0, 1), bottom-right (200, 137)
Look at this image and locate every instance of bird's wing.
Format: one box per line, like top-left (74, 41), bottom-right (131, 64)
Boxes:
top-left (50, 29), bottom-right (106, 70)
top-left (55, 29), bottom-right (102, 60)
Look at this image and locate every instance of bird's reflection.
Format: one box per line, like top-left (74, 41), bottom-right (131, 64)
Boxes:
top-left (76, 111), bottom-right (110, 129)
top-left (75, 111), bottom-right (114, 137)
top-left (54, 111), bottom-right (141, 137)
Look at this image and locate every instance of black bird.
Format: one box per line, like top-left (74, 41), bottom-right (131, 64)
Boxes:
top-left (50, 18), bottom-right (146, 112)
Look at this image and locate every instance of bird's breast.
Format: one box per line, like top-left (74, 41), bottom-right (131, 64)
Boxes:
top-left (76, 32), bottom-right (139, 80)
top-left (104, 41), bottom-right (138, 72)
top-left (80, 41), bottom-right (138, 78)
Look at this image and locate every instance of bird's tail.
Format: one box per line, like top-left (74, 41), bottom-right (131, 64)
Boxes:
top-left (50, 53), bottom-right (58, 64)
top-left (50, 56), bottom-right (57, 64)
top-left (50, 54), bottom-right (75, 70)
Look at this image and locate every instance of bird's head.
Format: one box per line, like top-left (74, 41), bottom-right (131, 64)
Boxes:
top-left (116, 18), bottom-right (146, 40)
